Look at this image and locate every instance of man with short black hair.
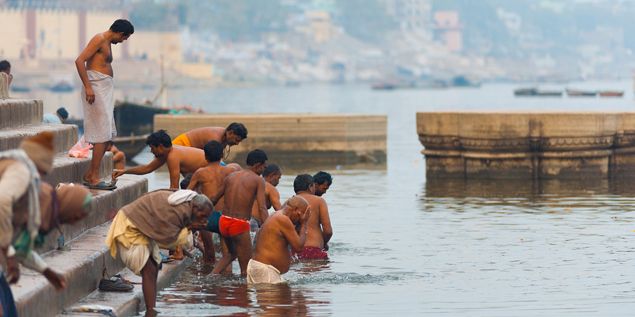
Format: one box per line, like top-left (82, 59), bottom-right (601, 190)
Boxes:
top-left (172, 123), bottom-right (248, 160)
top-left (212, 149), bottom-right (268, 276)
top-left (0, 60), bottom-right (11, 98)
top-left (251, 164), bottom-right (282, 230)
top-left (112, 130), bottom-right (207, 189)
top-left (293, 174), bottom-right (332, 260)
top-left (76, 19), bottom-right (133, 190)
top-left (42, 107), bottom-right (69, 124)
top-left (313, 171), bottom-right (332, 197)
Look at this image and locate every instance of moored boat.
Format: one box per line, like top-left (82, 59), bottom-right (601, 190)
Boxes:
top-left (598, 90), bottom-right (624, 98)
top-left (565, 88), bottom-right (597, 97)
top-left (514, 87), bottom-right (562, 97)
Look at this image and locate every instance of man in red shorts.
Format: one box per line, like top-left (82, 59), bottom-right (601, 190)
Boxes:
top-left (292, 174), bottom-right (332, 260)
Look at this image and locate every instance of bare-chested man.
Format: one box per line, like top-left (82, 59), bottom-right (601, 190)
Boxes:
top-left (247, 196), bottom-right (310, 284)
top-left (112, 130), bottom-right (207, 189)
top-left (212, 149), bottom-right (269, 276)
top-left (172, 123), bottom-right (247, 159)
top-left (187, 141), bottom-right (237, 264)
top-left (75, 19), bottom-right (133, 190)
top-left (292, 174), bottom-right (332, 260)
top-left (250, 164), bottom-right (282, 230)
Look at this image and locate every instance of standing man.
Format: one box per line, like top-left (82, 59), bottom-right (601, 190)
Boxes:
top-left (250, 164), bottom-right (282, 230)
top-left (247, 196), bottom-right (310, 284)
top-left (0, 60), bottom-right (12, 99)
top-left (293, 174), bottom-right (332, 260)
top-left (75, 19), bottom-right (133, 190)
top-left (313, 171), bottom-right (332, 197)
top-left (212, 150), bottom-right (269, 276)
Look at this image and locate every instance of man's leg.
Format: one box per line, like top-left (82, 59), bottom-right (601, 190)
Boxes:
top-left (84, 141), bottom-right (110, 184)
top-left (212, 237), bottom-right (235, 274)
top-left (200, 231), bottom-right (215, 264)
top-left (141, 257), bottom-right (159, 317)
top-left (234, 232), bottom-right (252, 277)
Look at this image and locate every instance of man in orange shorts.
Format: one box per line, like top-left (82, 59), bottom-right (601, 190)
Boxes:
top-left (172, 123), bottom-right (247, 160)
top-left (206, 210), bottom-right (250, 238)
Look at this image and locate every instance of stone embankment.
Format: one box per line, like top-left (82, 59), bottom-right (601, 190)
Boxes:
top-left (417, 112), bottom-right (635, 179)
top-left (155, 113), bottom-right (387, 169)
top-left (1, 99), bottom-right (183, 316)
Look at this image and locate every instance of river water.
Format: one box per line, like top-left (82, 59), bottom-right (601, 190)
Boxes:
top-left (19, 82), bottom-right (635, 316)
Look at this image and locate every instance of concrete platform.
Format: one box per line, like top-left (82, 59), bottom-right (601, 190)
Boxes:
top-left (43, 152), bottom-right (114, 187)
top-left (36, 175), bottom-right (147, 254)
top-left (58, 260), bottom-right (191, 317)
top-left (155, 113), bottom-right (387, 168)
top-left (0, 123), bottom-right (78, 153)
top-left (417, 112), bottom-right (635, 179)
top-left (0, 99), bottom-right (43, 129)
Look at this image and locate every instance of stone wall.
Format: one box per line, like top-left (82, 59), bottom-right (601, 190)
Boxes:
top-left (417, 112), bottom-right (635, 179)
top-left (155, 114), bottom-right (387, 169)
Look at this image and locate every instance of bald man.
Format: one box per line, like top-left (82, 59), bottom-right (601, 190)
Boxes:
top-left (247, 196), bottom-right (311, 284)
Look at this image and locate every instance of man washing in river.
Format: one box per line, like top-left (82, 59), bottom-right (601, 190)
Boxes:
top-left (293, 174), bottom-right (332, 260)
top-left (75, 19), bottom-right (133, 190)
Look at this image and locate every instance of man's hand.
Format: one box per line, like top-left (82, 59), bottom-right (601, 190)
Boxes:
top-left (190, 218), bottom-right (208, 231)
top-left (85, 86), bottom-right (95, 104)
top-left (5, 256), bottom-right (20, 284)
top-left (323, 243), bottom-right (329, 251)
top-left (43, 268), bottom-right (67, 290)
top-left (112, 169), bottom-right (125, 179)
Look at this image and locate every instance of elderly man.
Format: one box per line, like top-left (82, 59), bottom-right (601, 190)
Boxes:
top-left (247, 196), bottom-right (310, 284)
top-left (105, 189), bottom-right (213, 317)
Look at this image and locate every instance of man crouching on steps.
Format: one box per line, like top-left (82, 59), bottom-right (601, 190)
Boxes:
top-left (105, 189), bottom-right (213, 317)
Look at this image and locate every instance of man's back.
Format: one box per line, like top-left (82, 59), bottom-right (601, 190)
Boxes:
top-left (297, 192), bottom-right (331, 249)
top-left (186, 127), bottom-right (224, 149)
top-left (189, 164), bottom-right (232, 202)
top-left (224, 170), bottom-right (263, 219)
top-left (168, 145), bottom-right (208, 175)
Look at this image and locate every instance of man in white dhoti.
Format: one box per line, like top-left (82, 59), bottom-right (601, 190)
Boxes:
top-left (75, 19), bottom-right (134, 190)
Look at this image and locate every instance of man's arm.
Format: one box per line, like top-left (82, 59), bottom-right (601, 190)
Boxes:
top-left (319, 199), bottom-right (333, 247)
top-left (256, 178), bottom-right (268, 223)
top-left (186, 170), bottom-right (201, 191)
top-left (269, 187), bottom-right (282, 211)
top-left (166, 154), bottom-right (181, 189)
top-left (75, 35), bottom-right (102, 104)
top-left (280, 215), bottom-right (308, 253)
top-left (112, 157), bottom-right (165, 179)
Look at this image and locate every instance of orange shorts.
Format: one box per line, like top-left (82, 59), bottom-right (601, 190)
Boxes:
top-left (172, 133), bottom-right (192, 147)
top-left (219, 215), bottom-right (250, 237)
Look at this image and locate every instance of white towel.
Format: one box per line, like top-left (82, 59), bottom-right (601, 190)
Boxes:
top-left (168, 189), bottom-right (198, 206)
top-left (81, 70), bottom-right (116, 143)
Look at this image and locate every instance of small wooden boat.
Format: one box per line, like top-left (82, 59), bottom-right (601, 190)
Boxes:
top-left (514, 87), bottom-right (562, 97)
top-left (598, 90), bottom-right (624, 98)
top-left (565, 89), bottom-right (597, 97)
top-left (50, 81), bottom-right (74, 93)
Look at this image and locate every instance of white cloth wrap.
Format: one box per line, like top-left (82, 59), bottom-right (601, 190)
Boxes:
top-left (246, 259), bottom-right (284, 284)
top-left (81, 70), bottom-right (116, 143)
top-left (117, 240), bottom-right (161, 276)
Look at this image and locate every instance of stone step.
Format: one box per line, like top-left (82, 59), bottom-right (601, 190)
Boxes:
top-left (57, 260), bottom-right (191, 317)
top-left (0, 123), bottom-right (77, 153)
top-left (0, 99), bottom-right (43, 129)
top-left (36, 175), bottom-right (147, 254)
top-left (43, 152), bottom-right (114, 188)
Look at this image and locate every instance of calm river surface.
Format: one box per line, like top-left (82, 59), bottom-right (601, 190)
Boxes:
top-left (31, 82), bottom-right (635, 316)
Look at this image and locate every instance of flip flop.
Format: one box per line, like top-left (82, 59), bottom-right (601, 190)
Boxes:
top-left (83, 180), bottom-right (117, 190)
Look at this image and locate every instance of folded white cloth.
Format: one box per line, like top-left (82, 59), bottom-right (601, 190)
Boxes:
top-left (168, 190), bottom-right (198, 206)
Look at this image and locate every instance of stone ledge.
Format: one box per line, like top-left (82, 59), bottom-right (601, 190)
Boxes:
top-left (12, 223), bottom-right (125, 317)
top-left (58, 259), bottom-right (191, 317)
top-left (36, 175), bottom-right (147, 254)
top-left (0, 123), bottom-right (78, 153)
top-left (0, 99), bottom-right (43, 129)
top-left (43, 152), bottom-right (114, 187)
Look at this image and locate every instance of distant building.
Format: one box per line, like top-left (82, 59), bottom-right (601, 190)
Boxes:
top-left (433, 11), bottom-right (462, 52)
top-left (383, 0), bottom-right (432, 39)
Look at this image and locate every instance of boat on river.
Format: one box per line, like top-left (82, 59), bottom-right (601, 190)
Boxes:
top-left (514, 87), bottom-right (563, 97)
top-left (598, 90), bottom-right (624, 98)
top-left (565, 88), bottom-right (597, 97)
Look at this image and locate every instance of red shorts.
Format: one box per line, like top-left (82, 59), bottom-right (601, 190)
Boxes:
top-left (219, 216), bottom-right (250, 237)
top-left (294, 246), bottom-right (328, 260)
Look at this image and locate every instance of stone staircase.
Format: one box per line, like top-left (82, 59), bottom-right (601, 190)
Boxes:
top-left (0, 98), bottom-right (163, 317)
